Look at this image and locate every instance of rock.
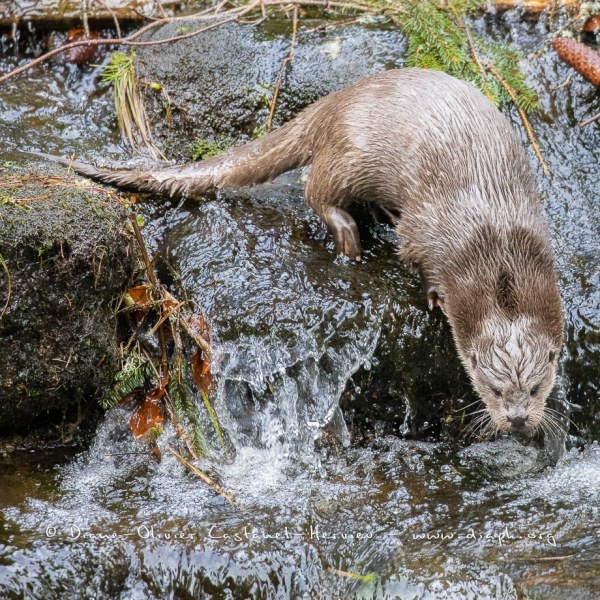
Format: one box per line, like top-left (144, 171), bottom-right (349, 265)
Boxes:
top-left (0, 155), bottom-right (136, 432)
top-left (458, 437), bottom-right (544, 479)
top-left (135, 19), bottom-right (406, 160)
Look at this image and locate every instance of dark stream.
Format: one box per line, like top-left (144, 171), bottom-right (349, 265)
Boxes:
top-left (0, 8), bottom-right (599, 600)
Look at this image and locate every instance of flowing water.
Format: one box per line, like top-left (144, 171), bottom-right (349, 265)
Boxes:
top-left (0, 9), bottom-right (599, 599)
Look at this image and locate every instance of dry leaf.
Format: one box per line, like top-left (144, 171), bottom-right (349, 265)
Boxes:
top-left (128, 284), bottom-right (153, 305)
top-left (65, 30), bottom-right (103, 64)
top-left (582, 16), bottom-right (600, 33)
top-left (191, 350), bottom-right (215, 395)
top-left (129, 387), bottom-right (165, 437)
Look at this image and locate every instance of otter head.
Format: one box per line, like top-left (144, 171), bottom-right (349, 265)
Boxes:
top-left (464, 316), bottom-right (560, 433)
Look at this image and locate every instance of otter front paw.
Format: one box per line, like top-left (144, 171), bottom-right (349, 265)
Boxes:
top-left (427, 289), bottom-right (444, 310)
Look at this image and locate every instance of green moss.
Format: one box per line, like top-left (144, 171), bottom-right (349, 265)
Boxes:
top-left (190, 137), bottom-right (234, 161)
top-left (150, 424), bottom-right (164, 440)
top-left (176, 25), bottom-right (194, 34)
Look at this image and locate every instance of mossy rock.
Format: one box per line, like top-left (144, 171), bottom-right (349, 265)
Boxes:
top-left (0, 156), bottom-right (137, 433)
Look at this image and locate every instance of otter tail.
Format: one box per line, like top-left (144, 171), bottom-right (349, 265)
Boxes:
top-left (33, 114), bottom-right (314, 199)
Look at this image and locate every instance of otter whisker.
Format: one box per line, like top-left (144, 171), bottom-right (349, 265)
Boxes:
top-left (548, 417), bottom-right (568, 437)
top-left (541, 412), bottom-right (566, 437)
top-left (482, 421), bottom-right (498, 441)
top-left (450, 399), bottom-right (484, 414)
top-left (463, 419), bottom-right (485, 438)
top-left (465, 412), bottom-right (489, 430)
top-left (543, 407), bottom-right (579, 430)
top-left (463, 413), bottom-right (491, 440)
top-left (473, 415), bottom-right (496, 440)
top-left (538, 411), bottom-right (556, 435)
top-left (544, 418), bottom-right (564, 441)
top-left (543, 408), bottom-right (567, 430)
top-left (462, 408), bottom-right (489, 418)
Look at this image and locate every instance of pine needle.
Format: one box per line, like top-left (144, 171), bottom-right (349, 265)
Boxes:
top-left (99, 52), bottom-right (165, 160)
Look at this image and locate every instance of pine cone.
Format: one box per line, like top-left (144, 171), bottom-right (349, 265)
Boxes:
top-left (553, 37), bottom-right (600, 87)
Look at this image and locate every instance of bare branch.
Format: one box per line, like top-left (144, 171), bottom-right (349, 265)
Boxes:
top-left (0, 3), bottom-right (259, 85)
top-left (267, 5), bottom-right (298, 132)
top-left (580, 111), bottom-right (600, 127)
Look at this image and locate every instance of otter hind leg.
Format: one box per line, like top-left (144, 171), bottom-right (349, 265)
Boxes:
top-left (305, 165), bottom-right (362, 261)
top-left (323, 206), bottom-right (362, 261)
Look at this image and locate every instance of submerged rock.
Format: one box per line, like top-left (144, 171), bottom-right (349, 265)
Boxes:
top-left (458, 436), bottom-right (545, 480)
top-left (0, 156), bottom-right (136, 432)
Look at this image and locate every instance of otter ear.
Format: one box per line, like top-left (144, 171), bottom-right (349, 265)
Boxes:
top-left (549, 349), bottom-right (557, 363)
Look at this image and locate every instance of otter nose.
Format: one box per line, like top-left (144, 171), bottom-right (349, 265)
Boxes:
top-left (508, 414), bottom-right (528, 429)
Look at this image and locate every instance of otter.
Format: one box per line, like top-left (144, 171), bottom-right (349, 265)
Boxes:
top-left (37, 68), bottom-right (564, 434)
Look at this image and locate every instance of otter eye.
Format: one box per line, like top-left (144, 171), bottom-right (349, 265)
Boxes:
top-left (492, 388), bottom-right (502, 398)
top-left (530, 386), bottom-right (538, 396)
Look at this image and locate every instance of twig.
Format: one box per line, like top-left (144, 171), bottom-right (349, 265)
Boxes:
top-left (129, 215), bottom-right (156, 285)
top-left (307, 17), bottom-right (360, 32)
top-left (488, 65), bottom-right (550, 175)
top-left (94, 0), bottom-right (122, 38)
top-left (125, 0), bottom-right (252, 40)
top-left (546, 0), bottom-right (558, 29)
top-left (155, 0), bottom-right (167, 19)
top-left (143, 348), bottom-right (201, 461)
top-left (169, 447), bottom-right (237, 506)
top-left (452, 10), bottom-right (550, 176)
top-left (268, 0), bottom-right (377, 12)
top-left (103, 451), bottom-right (155, 456)
top-left (327, 567), bottom-right (376, 582)
top-left (179, 317), bottom-right (212, 358)
top-left (550, 73), bottom-right (572, 91)
top-left (267, 5), bottom-right (298, 132)
top-left (147, 301), bottom-right (180, 337)
top-left (130, 8), bottom-right (162, 21)
top-left (0, 0), bottom-right (382, 86)
top-left (81, 0), bottom-right (90, 38)
top-left (0, 254), bottom-right (11, 320)
top-left (580, 111), bottom-right (600, 127)
top-left (129, 215), bottom-right (169, 371)
top-left (0, 7), bottom-right (257, 85)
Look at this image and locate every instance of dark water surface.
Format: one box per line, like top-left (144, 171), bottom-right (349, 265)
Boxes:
top-left (0, 9), bottom-right (599, 600)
